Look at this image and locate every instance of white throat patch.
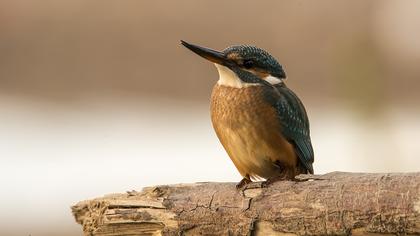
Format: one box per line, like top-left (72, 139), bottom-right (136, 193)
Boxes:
top-left (215, 64), bottom-right (258, 88)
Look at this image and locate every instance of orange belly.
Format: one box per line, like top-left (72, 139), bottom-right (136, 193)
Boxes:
top-left (210, 84), bottom-right (298, 180)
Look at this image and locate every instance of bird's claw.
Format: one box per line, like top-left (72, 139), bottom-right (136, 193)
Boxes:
top-left (236, 178), bottom-right (252, 190)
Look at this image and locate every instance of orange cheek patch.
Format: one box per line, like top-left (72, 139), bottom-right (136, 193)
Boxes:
top-left (255, 70), bottom-right (269, 78)
top-left (245, 69), bottom-right (269, 79)
top-left (227, 53), bottom-right (241, 61)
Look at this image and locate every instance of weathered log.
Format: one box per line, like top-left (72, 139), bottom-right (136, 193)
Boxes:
top-left (71, 172), bottom-right (420, 235)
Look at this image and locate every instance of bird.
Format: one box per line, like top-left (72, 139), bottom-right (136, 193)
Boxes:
top-left (181, 40), bottom-right (314, 188)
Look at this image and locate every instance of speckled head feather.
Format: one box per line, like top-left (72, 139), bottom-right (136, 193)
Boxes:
top-left (223, 45), bottom-right (286, 79)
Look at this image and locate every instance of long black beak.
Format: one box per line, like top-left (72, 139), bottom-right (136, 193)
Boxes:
top-left (181, 40), bottom-right (227, 66)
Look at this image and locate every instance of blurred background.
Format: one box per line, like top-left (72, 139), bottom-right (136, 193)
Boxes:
top-left (1, 1), bottom-right (419, 235)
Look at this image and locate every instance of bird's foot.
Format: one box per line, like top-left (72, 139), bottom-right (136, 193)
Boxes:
top-left (236, 177), bottom-right (252, 190)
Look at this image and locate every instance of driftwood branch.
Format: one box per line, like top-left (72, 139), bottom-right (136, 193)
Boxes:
top-left (71, 172), bottom-right (420, 235)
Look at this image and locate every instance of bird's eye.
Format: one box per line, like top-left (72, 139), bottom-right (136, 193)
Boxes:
top-left (243, 59), bottom-right (254, 69)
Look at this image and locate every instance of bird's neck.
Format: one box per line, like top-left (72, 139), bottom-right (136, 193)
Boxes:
top-left (214, 64), bottom-right (283, 88)
top-left (215, 64), bottom-right (257, 88)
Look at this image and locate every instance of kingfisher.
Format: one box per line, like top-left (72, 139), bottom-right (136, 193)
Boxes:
top-left (181, 40), bottom-right (314, 188)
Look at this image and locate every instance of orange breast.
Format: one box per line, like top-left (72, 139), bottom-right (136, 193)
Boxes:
top-left (210, 84), bottom-right (298, 180)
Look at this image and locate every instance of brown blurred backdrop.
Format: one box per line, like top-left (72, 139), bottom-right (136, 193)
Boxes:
top-left (1, 1), bottom-right (419, 235)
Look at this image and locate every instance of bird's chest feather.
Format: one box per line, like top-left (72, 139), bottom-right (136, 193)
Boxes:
top-left (210, 84), bottom-right (296, 179)
top-left (211, 85), bottom-right (275, 130)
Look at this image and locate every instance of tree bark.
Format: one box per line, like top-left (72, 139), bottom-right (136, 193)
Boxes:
top-left (71, 172), bottom-right (420, 236)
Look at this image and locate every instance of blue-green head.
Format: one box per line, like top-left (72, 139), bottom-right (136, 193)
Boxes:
top-left (181, 40), bottom-right (286, 86)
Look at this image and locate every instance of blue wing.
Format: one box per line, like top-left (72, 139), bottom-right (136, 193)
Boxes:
top-left (274, 84), bottom-right (314, 174)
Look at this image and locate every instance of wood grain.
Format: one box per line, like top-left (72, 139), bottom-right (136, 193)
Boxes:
top-left (71, 172), bottom-right (420, 236)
